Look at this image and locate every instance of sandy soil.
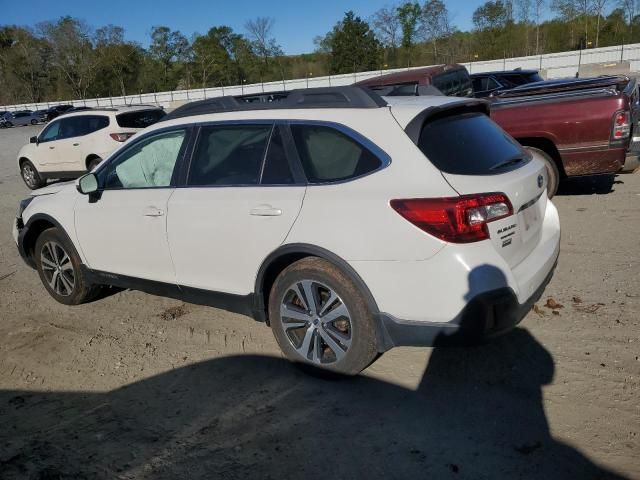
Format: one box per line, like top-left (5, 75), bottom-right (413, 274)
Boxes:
top-left (0, 125), bottom-right (638, 479)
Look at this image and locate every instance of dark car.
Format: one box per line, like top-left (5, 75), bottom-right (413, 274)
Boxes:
top-left (355, 64), bottom-right (473, 98)
top-left (471, 69), bottom-right (544, 97)
top-left (45, 104), bottom-right (74, 122)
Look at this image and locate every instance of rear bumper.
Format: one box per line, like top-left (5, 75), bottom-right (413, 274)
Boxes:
top-left (376, 257), bottom-right (557, 349)
top-left (560, 147), bottom-right (625, 176)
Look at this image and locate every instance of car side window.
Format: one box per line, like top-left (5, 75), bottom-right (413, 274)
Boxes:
top-left (84, 115), bottom-right (110, 134)
top-left (290, 124), bottom-right (382, 183)
top-left (261, 126), bottom-right (295, 185)
top-left (39, 121), bottom-right (61, 143)
top-left (188, 124), bottom-right (271, 186)
top-left (98, 129), bottom-right (186, 189)
top-left (58, 117), bottom-right (84, 139)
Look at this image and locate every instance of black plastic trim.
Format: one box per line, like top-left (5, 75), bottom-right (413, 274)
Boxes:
top-left (40, 170), bottom-right (88, 180)
top-left (17, 213), bottom-right (78, 270)
top-left (83, 268), bottom-right (256, 318)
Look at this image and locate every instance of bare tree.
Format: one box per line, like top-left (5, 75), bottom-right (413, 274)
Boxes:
top-left (534, 0), bottom-right (546, 53)
top-left (245, 17), bottom-right (281, 69)
top-left (619, 0), bottom-right (637, 40)
top-left (516, 0), bottom-right (534, 54)
top-left (421, 0), bottom-right (453, 61)
top-left (592, 0), bottom-right (609, 46)
top-left (371, 4), bottom-right (402, 62)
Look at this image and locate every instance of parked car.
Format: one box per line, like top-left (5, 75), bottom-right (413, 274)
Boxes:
top-left (356, 66), bottom-right (636, 197)
top-left (12, 87), bottom-right (560, 375)
top-left (355, 64), bottom-right (473, 97)
top-left (33, 109), bottom-right (49, 122)
top-left (45, 104), bottom-right (74, 122)
top-left (17, 105), bottom-right (166, 189)
top-left (2, 110), bottom-right (40, 127)
top-left (471, 69), bottom-right (544, 97)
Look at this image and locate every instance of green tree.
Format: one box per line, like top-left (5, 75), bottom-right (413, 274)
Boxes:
top-left (94, 25), bottom-right (141, 96)
top-left (149, 26), bottom-right (191, 90)
top-left (397, 2), bottom-right (422, 65)
top-left (322, 11), bottom-right (380, 74)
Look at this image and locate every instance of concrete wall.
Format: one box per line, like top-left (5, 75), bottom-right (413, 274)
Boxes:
top-left (3, 42), bottom-right (640, 112)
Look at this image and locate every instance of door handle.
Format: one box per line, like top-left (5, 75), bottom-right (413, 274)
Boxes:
top-left (250, 206), bottom-right (282, 216)
top-left (73, 143), bottom-right (80, 146)
top-left (143, 207), bottom-right (165, 217)
top-left (49, 146), bottom-right (55, 149)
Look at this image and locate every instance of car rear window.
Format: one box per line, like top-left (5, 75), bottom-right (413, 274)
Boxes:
top-left (418, 112), bottom-right (527, 175)
top-left (116, 109), bottom-right (166, 128)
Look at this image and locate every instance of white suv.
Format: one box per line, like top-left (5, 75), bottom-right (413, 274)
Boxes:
top-left (12, 87), bottom-right (560, 374)
top-left (17, 106), bottom-right (165, 189)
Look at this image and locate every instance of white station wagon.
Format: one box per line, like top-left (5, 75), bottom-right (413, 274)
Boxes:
top-left (13, 87), bottom-right (560, 374)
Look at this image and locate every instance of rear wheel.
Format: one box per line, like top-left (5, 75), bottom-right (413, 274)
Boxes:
top-left (5, 121), bottom-right (13, 127)
top-left (269, 257), bottom-right (378, 375)
top-left (524, 146), bottom-right (560, 198)
top-left (20, 160), bottom-right (46, 190)
top-left (34, 228), bottom-right (101, 305)
top-left (30, 119), bottom-right (38, 125)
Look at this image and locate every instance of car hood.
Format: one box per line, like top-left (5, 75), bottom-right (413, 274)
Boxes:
top-left (30, 180), bottom-right (77, 197)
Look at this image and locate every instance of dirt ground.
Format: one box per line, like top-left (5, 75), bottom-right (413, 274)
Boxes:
top-left (0, 124), bottom-right (638, 480)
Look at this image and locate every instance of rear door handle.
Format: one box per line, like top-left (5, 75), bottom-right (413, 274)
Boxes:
top-left (143, 207), bottom-right (165, 217)
top-left (250, 206), bottom-right (282, 216)
top-left (49, 146), bottom-right (55, 149)
top-left (73, 143), bottom-right (80, 146)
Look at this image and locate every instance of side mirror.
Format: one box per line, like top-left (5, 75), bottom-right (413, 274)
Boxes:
top-left (30, 136), bottom-right (38, 144)
top-left (76, 173), bottom-right (98, 195)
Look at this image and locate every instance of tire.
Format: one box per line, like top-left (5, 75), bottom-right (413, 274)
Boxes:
top-left (20, 160), bottom-right (46, 190)
top-left (87, 156), bottom-right (102, 171)
top-left (30, 119), bottom-right (38, 125)
top-left (524, 146), bottom-right (560, 198)
top-left (6, 121), bottom-right (13, 127)
top-left (268, 257), bottom-right (378, 375)
top-left (34, 227), bottom-right (101, 305)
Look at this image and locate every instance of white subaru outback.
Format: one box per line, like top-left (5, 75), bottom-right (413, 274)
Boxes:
top-left (17, 106), bottom-right (166, 190)
top-left (13, 87), bottom-right (560, 374)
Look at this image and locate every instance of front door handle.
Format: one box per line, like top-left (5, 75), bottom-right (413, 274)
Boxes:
top-left (49, 146), bottom-right (55, 149)
top-left (73, 143), bottom-right (80, 146)
top-left (250, 205), bottom-right (282, 216)
top-left (143, 207), bottom-right (165, 217)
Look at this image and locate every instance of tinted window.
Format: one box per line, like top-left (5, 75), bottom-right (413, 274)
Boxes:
top-left (418, 113), bottom-right (527, 175)
top-left (189, 125), bottom-right (271, 186)
top-left (369, 83), bottom-right (417, 96)
top-left (261, 127), bottom-right (294, 185)
top-left (116, 109), bottom-right (166, 129)
top-left (99, 130), bottom-right (186, 189)
top-left (291, 125), bottom-right (382, 183)
top-left (39, 121), bottom-right (61, 142)
top-left (433, 70), bottom-right (473, 97)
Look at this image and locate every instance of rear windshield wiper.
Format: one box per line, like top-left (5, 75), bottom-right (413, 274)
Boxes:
top-left (489, 156), bottom-right (526, 171)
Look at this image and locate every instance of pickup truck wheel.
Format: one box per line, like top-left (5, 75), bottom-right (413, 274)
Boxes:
top-left (20, 160), bottom-right (46, 190)
top-left (525, 147), bottom-right (559, 198)
top-left (269, 257), bottom-right (378, 375)
top-left (87, 156), bottom-right (102, 171)
top-left (34, 228), bottom-right (101, 305)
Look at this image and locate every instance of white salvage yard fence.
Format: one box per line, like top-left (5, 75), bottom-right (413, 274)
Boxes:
top-left (3, 42), bottom-right (640, 112)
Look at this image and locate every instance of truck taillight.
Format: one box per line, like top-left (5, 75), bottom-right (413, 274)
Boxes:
top-left (612, 111), bottom-right (631, 140)
top-left (110, 132), bottom-right (136, 142)
top-left (390, 193), bottom-right (513, 243)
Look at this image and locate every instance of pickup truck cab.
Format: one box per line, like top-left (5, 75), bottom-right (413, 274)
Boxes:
top-left (355, 67), bottom-right (635, 197)
top-left (471, 69), bottom-right (544, 97)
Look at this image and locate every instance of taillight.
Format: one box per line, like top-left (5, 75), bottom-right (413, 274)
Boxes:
top-left (110, 132), bottom-right (136, 142)
top-left (390, 193), bottom-right (513, 243)
top-left (611, 111), bottom-right (631, 140)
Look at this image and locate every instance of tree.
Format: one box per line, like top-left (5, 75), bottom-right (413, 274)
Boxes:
top-left (397, 2), bottom-right (422, 65)
top-left (322, 11), bottom-right (381, 74)
top-left (149, 26), bottom-right (190, 90)
top-left (94, 25), bottom-right (141, 96)
top-left (619, 0), bottom-right (637, 39)
top-left (422, 0), bottom-right (453, 61)
top-left (371, 5), bottom-right (402, 64)
top-left (534, 0), bottom-right (546, 53)
top-left (592, 0), bottom-right (609, 46)
top-left (473, 1), bottom-right (510, 30)
top-left (551, 0), bottom-right (579, 46)
top-left (516, 0), bottom-right (533, 53)
top-left (245, 17), bottom-right (282, 69)
top-left (38, 16), bottom-right (97, 99)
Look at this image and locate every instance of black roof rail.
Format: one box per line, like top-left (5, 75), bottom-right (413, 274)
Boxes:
top-left (162, 86), bottom-right (388, 122)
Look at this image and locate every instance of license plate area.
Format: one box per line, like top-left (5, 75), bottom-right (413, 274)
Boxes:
top-left (517, 195), bottom-right (543, 243)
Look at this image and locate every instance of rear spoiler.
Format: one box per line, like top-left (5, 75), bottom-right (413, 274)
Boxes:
top-left (404, 99), bottom-right (490, 145)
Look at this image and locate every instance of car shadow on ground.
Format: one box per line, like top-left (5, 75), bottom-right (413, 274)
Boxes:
top-left (0, 269), bottom-right (629, 479)
top-left (557, 174), bottom-right (622, 196)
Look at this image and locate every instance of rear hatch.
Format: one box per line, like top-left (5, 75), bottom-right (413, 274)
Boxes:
top-left (416, 109), bottom-right (548, 268)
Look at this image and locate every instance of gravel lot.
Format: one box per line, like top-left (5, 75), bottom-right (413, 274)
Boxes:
top-left (0, 124), bottom-right (638, 479)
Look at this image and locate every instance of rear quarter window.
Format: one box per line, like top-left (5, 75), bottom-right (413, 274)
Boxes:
top-left (418, 112), bottom-right (528, 175)
top-left (116, 109), bottom-right (166, 129)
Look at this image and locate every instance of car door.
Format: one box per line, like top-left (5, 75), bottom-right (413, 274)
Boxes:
top-left (167, 123), bottom-right (306, 295)
top-left (33, 120), bottom-right (64, 170)
top-left (74, 128), bottom-right (190, 283)
top-left (54, 116), bottom-right (91, 170)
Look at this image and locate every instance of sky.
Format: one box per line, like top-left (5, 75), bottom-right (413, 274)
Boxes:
top-left (0, 0), bottom-right (531, 55)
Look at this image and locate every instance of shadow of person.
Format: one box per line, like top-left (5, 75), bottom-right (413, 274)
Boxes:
top-left (0, 268), bottom-right (629, 479)
top-left (557, 174), bottom-right (617, 196)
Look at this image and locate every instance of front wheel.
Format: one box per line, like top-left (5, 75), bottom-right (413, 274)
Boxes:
top-left (30, 119), bottom-right (38, 125)
top-left (20, 160), bottom-right (46, 190)
top-left (34, 228), bottom-right (101, 305)
top-left (268, 257), bottom-right (379, 375)
top-left (524, 147), bottom-right (560, 198)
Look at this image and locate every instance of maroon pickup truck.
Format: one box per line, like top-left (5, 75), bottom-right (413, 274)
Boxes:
top-left (354, 67), bottom-right (637, 197)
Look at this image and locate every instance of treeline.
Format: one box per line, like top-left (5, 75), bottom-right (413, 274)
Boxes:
top-left (1, 0), bottom-right (639, 105)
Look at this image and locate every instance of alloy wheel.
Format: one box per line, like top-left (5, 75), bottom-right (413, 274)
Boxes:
top-left (21, 164), bottom-right (37, 188)
top-left (280, 280), bottom-right (352, 365)
top-left (40, 241), bottom-right (75, 296)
